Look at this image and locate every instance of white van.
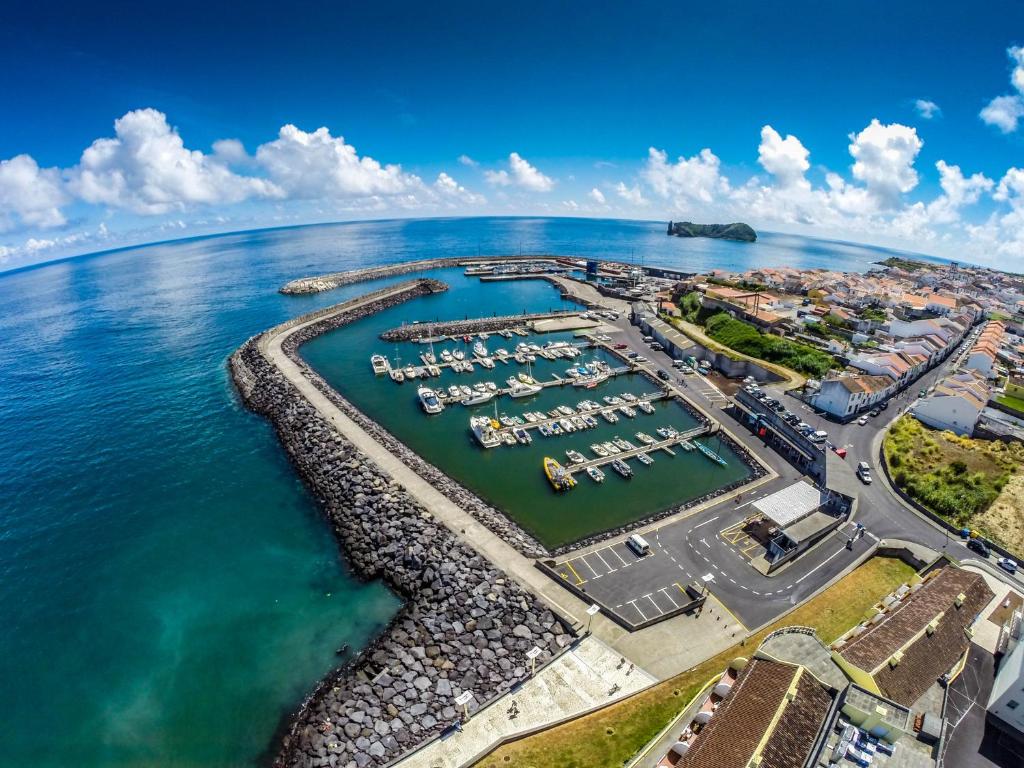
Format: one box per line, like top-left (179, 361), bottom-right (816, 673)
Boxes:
top-left (809, 430), bottom-right (828, 443)
top-left (627, 534), bottom-right (651, 556)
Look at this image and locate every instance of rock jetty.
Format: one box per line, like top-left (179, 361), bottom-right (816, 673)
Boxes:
top-left (231, 279), bottom-right (572, 768)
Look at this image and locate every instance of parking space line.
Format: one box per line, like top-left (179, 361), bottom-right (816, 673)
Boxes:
top-left (563, 560), bottom-right (584, 586)
top-left (609, 547), bottom-right (629, 566)
top-left (577, 555), bottom-right (600, 579)
top-left (643, 593), bottom-right (664, 615)
top-left (594, 549), bottom-right (617, 573)
top-left (660, 587), bottom-right (679, 608)
top-left (629, 599), bottom-right (648, 621)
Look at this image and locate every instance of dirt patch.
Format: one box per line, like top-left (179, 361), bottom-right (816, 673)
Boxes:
top-left (974, 470), bottom-right (1024, 558)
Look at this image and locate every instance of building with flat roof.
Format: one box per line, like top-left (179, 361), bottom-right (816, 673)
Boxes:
top-left (986, 620), bottom-right (1024, 760)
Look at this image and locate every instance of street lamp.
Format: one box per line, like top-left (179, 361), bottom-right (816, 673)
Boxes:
top-left (526, 646), bottom-right (542, 676)
top-left (586, 603), bottom-right (600, 634)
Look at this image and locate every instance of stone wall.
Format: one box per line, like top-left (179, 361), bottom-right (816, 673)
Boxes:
top-left (378, 310), bottom-right (578, 342)
top-left (231, 282), bottom-right (572, 768)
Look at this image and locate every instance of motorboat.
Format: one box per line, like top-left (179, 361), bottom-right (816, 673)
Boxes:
top-left (501, 431), bottom-right (516, 446)
top-left (370, 354), bottom-right (388, 374)
top-left (613, 437), bottom-right (633, 451)
top-left (417, 386), bottom-right (444, 414)
top-left (637, 400), bottom-right (655, 414)
top-left (621, 392), bottom-right (637, 402)
top-left (511, 415), bottom-right (524, 425)
top-left (610, 459), bottom-right (632, 478)
top-left (571, 416), bottom-right (587, 431)
top-left (582, 415), bottom-right (598, 428)
top-left (390, 367), bottom-right (405, 383)
top-left (484, 381), bottom-right (498, 392)
top-left (525, 353), bottom-right (537, 363)
top-left (479, 332), bottom-right (490, 340)
top-left (474, 382), bottom-right (489, 393)
top-left (421, 351), bottom-right (436, 365)
top-left (619, 406), bottom-right (637, 418)
top-left (453, 349), bottom-right (465, 361)
top-left (601, 410), bottom-right (619, 424)
top-left (538, 424), bottom-right (552, 437)
top-left (695, 441), bottom-right (728, 466)
top-left (499, 330), bottom-right (513, 339)
top-left (590, 443), bottom-right (609, 457)
top-left (636, 432), bottom-right (656, 445)
top-left (470, 416), bottom-right (501, 448)
top-left (549, 422), bottom-right (563, 435)
top-left (499, 415), bottom-right (515, 427)
top-left (404, 365), bottom-right (418, 379)
top-left (602, 441), bottom-right (621, 454)
top-left (479, 358), bottom-right (495, 369)
top-left (448, 385), bottom-right (461, 399)
top-left (558, 418), bottom-right (576, 433)
top-left (518, 372), bottom-right (536, 385)
top-left (565, 449), bottom-right (586, 464)
top-left (462, 391), bottom-right (494, 406)
top-left (543, 457), bottom-right (577, 491)
top-left (508, 382), bottom-right (542, 398)
top-left (514, 427), bottom-right (532, 445)
top-left (473, 342), bottom-right (489, 359)
top-left (656, 427), bottom-right (674, 439)
top-left (603, 395), bottom-right (624, 406)
top-left (557, 405), bottom-right (575, 416)
top-left (460, 385), bottom-right (473, 398)
top-left (573, 372), bottom-right (607, 388)
top-left (514, 353), bottom-right (527, 364)
top-left (440, 349), bottom-right (453, 363)
top-left (464, 361), bottom-right (475, 373)
top-left (637, 452), bottom-right (654, 466)
top-left (494, 348), bottom-right (508, 358)
top-left (547, 408), bottom-right (561, 419)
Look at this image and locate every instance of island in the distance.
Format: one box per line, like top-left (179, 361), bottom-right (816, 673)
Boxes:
top-left (667, 220), bottom-right (757, 242)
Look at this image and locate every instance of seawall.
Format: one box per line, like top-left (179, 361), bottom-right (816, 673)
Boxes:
top-left (230, 278), bottom-right (572, 768)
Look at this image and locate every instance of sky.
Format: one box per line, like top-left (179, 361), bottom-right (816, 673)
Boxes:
top-left (2, 0), bottom-right (1024, 270)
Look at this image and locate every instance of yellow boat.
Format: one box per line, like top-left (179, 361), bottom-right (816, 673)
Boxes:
top-left (543, 456), bottom-right (577, 491)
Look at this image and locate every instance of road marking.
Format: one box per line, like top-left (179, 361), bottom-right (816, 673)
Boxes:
top-left (564, 560), bottom-right (584, 586)
top-left (660, 587), bottom-right (679, 608)
top-left (594, 549), bottom-right (616, 572)
top-left (794, 542), bottom-right (852, 585)
top-left (644, 593), bottom-right (664, 615)
top-left (629, 599), bottom-right (648, 621)
top-left (700, 537), bottom-right (709, 548)
top-left (692, 515), bottom-right (720, 530)
top-left (577, 555), bottom-right (600, 578)
top-left (609, 547), bottom-right (628, 566)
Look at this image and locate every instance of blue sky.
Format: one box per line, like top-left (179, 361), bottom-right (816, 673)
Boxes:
top-left (2, 0), bottom-right (1023, 269)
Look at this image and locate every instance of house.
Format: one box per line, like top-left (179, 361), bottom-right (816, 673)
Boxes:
top-left (925, 292), bottom-right (958, 315)
top-left (964, 320), bottom-right (1005, 378)
top-left (913, 369), bottom-right (990, 436)
top-left (831, 566), bottom-right (993, 707)
top-left (813, 373), bottom-right (896, 419)
top-left (848, 352), bottom-right (914, 388)
top-left (670, 657), bottom-right (835, 768)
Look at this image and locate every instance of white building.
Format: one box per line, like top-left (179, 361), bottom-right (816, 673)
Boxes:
top-left (813, 373), bottom-right (895, 419)
top-left (912, 370), bottom-right (989, 436)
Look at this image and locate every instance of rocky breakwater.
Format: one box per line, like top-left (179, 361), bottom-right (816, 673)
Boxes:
top-left (231, 282), bottom-right (573, 768)
top-left (378, 310), bottom-right (578, 342)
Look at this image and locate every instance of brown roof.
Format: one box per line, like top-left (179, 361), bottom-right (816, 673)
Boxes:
top-left (838, 567), bottom-right (993, 706)
top-left (677, 658), bottom-right (833, 768)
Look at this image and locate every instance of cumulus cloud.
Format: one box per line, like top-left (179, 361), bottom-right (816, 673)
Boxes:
top-left (457, 154), bottom-right (478, 167)
top-left (848, 119), bottom-right (923, 206)
top-left (67, 109), bottom-right (280, 215)
top-left (212, 138), bottom-right (251, 165)
top-left (255, 124), bottom-right (422, 200)
top-left (588, 187), bottom-right (606, 205)
top-left (915, 99), bottom-right (941, 119)
top-left (980, 46), bottom-right (1024, 133)
top-left (757, 126), bottom-right (810, 188)
top-left (0, 154), bottom-right (68, 231)
top-left (484, 152), bottom-right (554, 191)
top-left (642, 147), bottom-right (728, 205)
top-left (614, 182), bottom-right (648, 206)
top-left (433, 172), bottom-right (485, 205)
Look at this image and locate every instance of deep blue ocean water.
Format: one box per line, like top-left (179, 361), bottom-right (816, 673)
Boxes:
top-left (0, 217), bottom-right (930, 767)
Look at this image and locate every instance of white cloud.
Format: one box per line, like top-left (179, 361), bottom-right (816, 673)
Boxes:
top-left (848, 119), bottom-right (923, 206)
top-left (68, 109), bottom-right (279, 215)
top-left (562, 199), bottom-right (579, 211)
top-left (433, 172), bottom-right (485, 205)
top-left (915, 99), bottom-right (941, 119)
top-left (212, 138), bottom-right (251, 165)
top-left (757, 126), bottom-right (810, 188)
top-left (588, 187), bottom-right (606, 205)
top-left (614, 182), bottom-right (648, 206)
top-left (255, 124), bottom-right (422, 200)
top-left (484, 152), bottom-right (554, 192)
top-left (458, 154), bottom-right (478, 167)
top-left (980, 95), bottom-right (1024, 133)
top-left (980, 46), bottom-right (1024, 133)
top-left (642, 147), bottom-right (728, 205)
top-left (0, 154), bottom-right (68, 231)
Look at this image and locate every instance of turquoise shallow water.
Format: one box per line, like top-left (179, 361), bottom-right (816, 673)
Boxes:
top-left (300, 267), bottom-right (750, 548)
top-left (0, 217), bottom-right (926, 767)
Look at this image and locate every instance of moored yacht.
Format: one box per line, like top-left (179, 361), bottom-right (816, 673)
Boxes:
top-left (370, 354), bottom-right (388, 374)
top-left (417, 386), bottom-right (444, 414)
top-left (470, 415), bottom-right (501, 448)
top-left (508, 381), bottom-right (542, 398)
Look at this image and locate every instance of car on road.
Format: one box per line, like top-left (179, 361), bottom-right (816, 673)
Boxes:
top-left (869, 408), bottom-right (881, 417)
top-left (656, 369), bottom-right (671, 381)
top-left (634, 355), bottom-right (648, 363)
top-left (998, 557), bottom-right (1018, 574)
top-left (857, 415), bottom-right (869, 425)
top-left (879, 400), bottom-right (889, 410)
top-left (650, 342), bottom-right (663, 351)
top-left (967, 538), bottom-right (991, 557)
top-left (856, 461), bottom-right (872, 483)
top-left (613, 343), bottom-right (628, 349)
top-left (627, 351), bottom-right (638, 359)
top-left (808, 430), bottom-right (829, 443)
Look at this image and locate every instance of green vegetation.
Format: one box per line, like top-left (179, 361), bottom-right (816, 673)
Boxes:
top-left (667, 221), bottom-right (757, 242)
top-left (860, 307), bottom-right (888, 323)
top-left (880, 256), bottom-right (929, 272)
top-left (703, 312), bottom-right (836, 378)
top-left (884, 416), bottom-right (1024, 526)
top-left (476, 557), bottom-right (916, 768)
top-left (996, 394), bottom-right (1024, 417)
top-left (706, 276), bottom-right (768, 292)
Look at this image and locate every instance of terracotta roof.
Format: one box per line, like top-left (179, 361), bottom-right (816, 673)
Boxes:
top-left (833, 374), bottom-right (894, 394)
top-left (838, 567), bottom-right (993, 706)
top-left (676, 658), bottom-right (833, 768)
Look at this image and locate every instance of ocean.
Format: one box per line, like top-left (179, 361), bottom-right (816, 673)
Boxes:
top-left (0, 217), bottom-right (928, 767)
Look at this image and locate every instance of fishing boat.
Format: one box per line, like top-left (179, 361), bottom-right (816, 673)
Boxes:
top-left (514, 427), bottom-right (532, 445)
top-left (370, 354), bottom-right (388, 374)
top-left (462, 391), bottom-right (494, 406)
top-left (565, 449), bottom-right (586, 464)
top-left (637, 452), bottom-right (654, 466)
top-left (695, 441), bottom-right (728, 466)
top-left (636, 432), bottom-right (656, 445)
top-left (508, 381), bottom-right (542, 398)
top-left (590, 443), bottom-right (609, 457)
top-left (389, 367), bottom-right (405, 383)
top-left (417, 386), bottom-right (444, 414)
top-left (601, 410), bottom-right (619, 424)
top-left (637, 400), bottom-right (655, 414)
top-left (610, 459), bottom-right (633, 478)
top-left (543, 457), bottom-right (577, 491)
top-left (470, 415), bottom-right (501, 448)
top-left (619, 405), bottom-right (637, 418)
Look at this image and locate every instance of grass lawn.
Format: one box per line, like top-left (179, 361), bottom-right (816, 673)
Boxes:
top-left (475, 556), bottom-right (916, 768)
top-left (996, 393), bottom-right (1024, 416)
top-left (884, 416), bottom-right (1024, 553)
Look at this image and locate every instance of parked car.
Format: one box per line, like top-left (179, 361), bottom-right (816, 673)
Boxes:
top-left (627, 351), bottom-right (639, 359)
top-left (967, 538), bottom-right (991, 557)
top-left (613, 343), bottom-right (628, 349)
top-left (998, 557), bottom-right (1018, 574)
top-left (634, 356), bottom-right (648, 363)
top-left (856, 461), bottom-right (872, 483)
top-left (879, 400), bottom-right (889, 410)
top-left (808, 430), bottom-right (829, 443)
top-left (869, 408), bottom-right (881, 417)
top-left (656, 369), bottom-right (671, 381)
top-left (857, 415), bottom-right (869, 425)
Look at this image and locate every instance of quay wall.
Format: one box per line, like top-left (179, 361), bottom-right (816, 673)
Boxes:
top-left (279, 254), bottom-right (566, 295)
top-left (230, 279), bottom-right (573, 768)
top-left (378, 310), bottom-right (578, 342)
